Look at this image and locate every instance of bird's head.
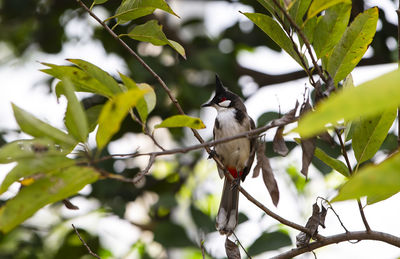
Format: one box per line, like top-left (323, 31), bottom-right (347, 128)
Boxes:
top-left (201, 75), bottom-right (240, 110)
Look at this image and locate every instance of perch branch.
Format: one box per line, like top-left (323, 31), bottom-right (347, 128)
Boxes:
top-left (272, 230), bottom-right (400, 259)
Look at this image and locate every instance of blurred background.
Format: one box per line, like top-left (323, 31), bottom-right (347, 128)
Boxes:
top-left (0, 0), bottom-right (399, 258)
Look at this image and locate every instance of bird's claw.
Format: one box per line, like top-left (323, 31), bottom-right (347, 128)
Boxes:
top-left (208, 149), bottom-right (217, 159)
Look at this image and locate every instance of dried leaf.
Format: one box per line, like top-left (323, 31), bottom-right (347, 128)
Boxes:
top-left (296, 203), bottom-right (320, 247)
top-left (253, 141), bottom-right (280, 206)
top-left (62, 199), bottom-right (79, 210)
top-left (300, 99), bottom-right (316, 178)
top-left (225, 237), bottom-right (241, 259)
top-left (319, 205), bottom-right (328, 228)
top-left (273, 126), bottom-right (289, 156)
top-left (300, 138), bottom-right (316, 178)
top-left (318, 131), bottom-right (335, 146)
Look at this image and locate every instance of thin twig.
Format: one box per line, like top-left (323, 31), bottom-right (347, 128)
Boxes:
top-left (128, 110), bottom-right (166, 151)
top-left (317, 197), bottom-right (348, 233)
top-left (335, 129), bottom-right (371, 232)
top-left (272, 230), bottom-right (400, 259)
top-left (232, 231), bottom-right (252, 259)
top-left (132, 154), bottom-right (156, 183)
top-left (72, 224), bottom-right (101, 259)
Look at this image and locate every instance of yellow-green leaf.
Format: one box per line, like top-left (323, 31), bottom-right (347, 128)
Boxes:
top-left (0, 156), bottom-right (74, 194)
top-left (352, 109), bottom-right (397, 164)
top-left (67, 59), bottom-right (121, 95)
top-left (0, 166), bottom-right (99, 233)
top-left (332, 152), bottom-right (400, 204)
top-left (313, 3), bottom-right (351, 60)
top-left (119, 73), bottom-right (156, 124)
top-left (243, 12), bottom-right (305, 69)
top-left (62, 79), bottom-right (89, 142)
top-left (96, 88), bottom-right (149, 149)
top-left (0, 139), bottom-right (69, 164)
top-left (289, 0), bottom-right (312, 26)
top-left (327, 7), bottom-right (379, 84)
top-left (12, 104), bottom-right (76, 148)
top-left (307, 0), bottom-right (351, 20)
top-left (294, 69), bottom-right (400, 138)
top-left (155, 115), bottom-right (205, 129)
top-left (41, 63), bottom-right (116, 98)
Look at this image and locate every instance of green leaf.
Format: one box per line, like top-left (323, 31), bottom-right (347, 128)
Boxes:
top-left (12, 104), bottom-right (76, 148)
top-left (289, 0), bottom-right (312, 26)
top-left (314, 147), bottom-right (349, 177)
top-left (121, 20), bottom-right (186, 59)
top-left (313, 3), bottom-right (351, 59)
top-left (67, 59), bottom-right (121, 95)
top-left (352, 109), bottom-right (396, 164)
top-left (0, 166), bottom-right (98, 233)
top-left (96, 88), bottom-right (149, 149)
top-left (94, 0), bottom-right (108, 4)
top-left (307, 0), bottom-right (351, 20)
top-left (248, 231), bottom-right (292, 256)
top-left (62, 79), bottom-right (89, 142)
top-left (86, 105), bottom-right (103, 133)
top-left (256, 0), bottom-right (288, 27)
top-left (114, 0), bottom-right (179, 24)
top-left (295, 69), bottom-right (400, 138)
top-left (155, 115), bottom-right (205, 129)
top-left (41, 63), bottom-right (116, 98)
top-left (153, 222), bottom-right (194, 248)
top-left (0, 156), bottom-right (74, 194)
top-left (302, 15), bottom-right (318, 45)
top-left (119, 73), bottom-right (156, 124)
top-left (167, 40), bottom-right (186, 59)
top-left (0, 139), bottom-right (69, 164)
top-left (327, 7), bottom-right (379, 84)
top-left (243, 13), bottom-right (305, 69)
top-left (332, 152), bottom-right (400, 204)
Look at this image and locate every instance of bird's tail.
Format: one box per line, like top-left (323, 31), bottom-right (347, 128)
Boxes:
top-left (216, 177), bottom-right (239, 235)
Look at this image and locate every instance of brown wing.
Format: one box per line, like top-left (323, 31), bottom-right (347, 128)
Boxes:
top-left (241, 117), bottom-right (256, 181)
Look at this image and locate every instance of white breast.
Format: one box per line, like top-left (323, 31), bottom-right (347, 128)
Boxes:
top-left (214, 108), bottom-right (251, 173)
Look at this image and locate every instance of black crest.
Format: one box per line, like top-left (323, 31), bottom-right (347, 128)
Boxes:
top-left (215, 74), bottom-right (227, 95)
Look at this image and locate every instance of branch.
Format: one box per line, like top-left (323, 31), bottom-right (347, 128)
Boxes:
top-left (72, 224), bottom-right (101, 259)
top-left (272, 230), bottom-right (400, 259)
top-left (96, 115), bottom-right (299, 163)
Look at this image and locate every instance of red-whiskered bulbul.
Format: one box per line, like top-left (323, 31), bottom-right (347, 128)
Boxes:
top-left (202, 75), bottom-right (256, 235)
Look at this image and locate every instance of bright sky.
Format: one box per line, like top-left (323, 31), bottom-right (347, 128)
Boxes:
top-left (1, 0), bottom-right (400, 258)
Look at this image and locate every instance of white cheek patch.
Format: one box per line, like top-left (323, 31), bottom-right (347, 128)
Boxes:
top-left (218, 100), bottom-right (231, 107)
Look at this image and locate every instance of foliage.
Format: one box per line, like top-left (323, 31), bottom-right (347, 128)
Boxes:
top-left (0, 0), bottom-right (400, 258)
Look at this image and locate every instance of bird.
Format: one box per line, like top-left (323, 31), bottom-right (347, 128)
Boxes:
top-left (201, 75), bottom-right (256, 235)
